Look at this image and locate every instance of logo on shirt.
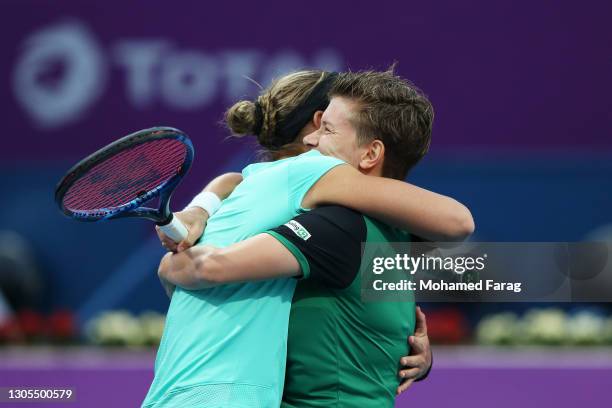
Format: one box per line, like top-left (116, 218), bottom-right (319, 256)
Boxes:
top-left (285, 220), bottom-right (311, 241)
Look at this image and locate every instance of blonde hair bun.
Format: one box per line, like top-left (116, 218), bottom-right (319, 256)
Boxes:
top-left (225, 100), bottom-right (258, 136)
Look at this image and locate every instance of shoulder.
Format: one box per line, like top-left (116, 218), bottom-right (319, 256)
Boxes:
top-left (241, 160), bottom-right (272, 178)
top-left (289, 150), bottom-right (346, 169)
top-left (363, 216), bottom-right (412, 242)
top-left (301, 206), bottom-right (365, 237)
top-left (271, 206), bottom-right (366, 288)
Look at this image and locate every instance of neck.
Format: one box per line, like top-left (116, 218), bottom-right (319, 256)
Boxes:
top-left (359, 163), bottom-right (384, 177)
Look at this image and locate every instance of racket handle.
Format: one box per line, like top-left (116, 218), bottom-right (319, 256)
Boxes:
top-left (159, 215), bottom-right (188, 243)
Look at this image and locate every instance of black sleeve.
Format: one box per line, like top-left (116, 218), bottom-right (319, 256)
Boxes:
top-left (266, 206), bottom-right (366, 289)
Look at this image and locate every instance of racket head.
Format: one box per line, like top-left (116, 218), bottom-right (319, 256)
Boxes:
top-left (55, 126), bottom-right (193, 223)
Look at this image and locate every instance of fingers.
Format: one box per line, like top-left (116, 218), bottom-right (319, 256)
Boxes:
top-left (414, 305), bottom-right (428, 335)
top-left (165, 241), bottom-right (179, 252)
top-left (408, 335), bottom-right (424, 353)
top-left (177, 222), bottom-right (203, 252)
top-left (177, 236), bottom-right (196, 252)
top-left (175, 210), bottom-right (207, 252)
top-left (399, 366), bottom-right (420, 381)
top-left (396, 378), bottom-right (415, 395)
top-left (156, 208), bottom-right (209, 252)
top-left (156, 226), bottom-right (179, 252)
top-left (162, 236), bottom-right (179, 252)
top-left (401, 355), bottom-right (425, 369)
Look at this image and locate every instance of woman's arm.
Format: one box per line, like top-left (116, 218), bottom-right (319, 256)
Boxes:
top-left (303, 165), bottom-right (474, 242)
top-left (156, 172), bottom-right (243, 252)
top-left (158, 233), bottom-right (301, 290)
top-left (202, 172), bottom-right (244, 200)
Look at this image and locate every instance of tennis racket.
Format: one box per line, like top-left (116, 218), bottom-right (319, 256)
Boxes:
top-left (55, 126), bottom-right (194, 243)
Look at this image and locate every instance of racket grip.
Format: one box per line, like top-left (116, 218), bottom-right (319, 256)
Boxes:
top-left (159, 216), bottom-right (188, 243)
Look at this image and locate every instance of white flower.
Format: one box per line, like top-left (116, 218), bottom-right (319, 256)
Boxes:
top-left (601, 318), bottom-right (612, 344)
top-left (139, 311), bottom-right (166, 345)
top-left (567, 311), bottom-right (604, 345)
top-left (476, 313), bottom-right (519, 345)
top-left (520, 308), bottom-right (566, 345)
top-left (86, 310), bottom-right (142, 346)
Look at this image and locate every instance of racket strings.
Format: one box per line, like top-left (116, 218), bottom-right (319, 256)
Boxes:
top-left (65, 141), bottom-right (184, 211)
top-left (63, 138), bottom-right (187, 212)
top-left (81, 139), bottom-right (185, 206)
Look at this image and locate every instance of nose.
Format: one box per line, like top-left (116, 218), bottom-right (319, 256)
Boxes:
top-left (303, 130), bottom-right (319, 147)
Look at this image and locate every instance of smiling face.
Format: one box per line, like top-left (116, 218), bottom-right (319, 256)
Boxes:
top-left (302, 96), bottom-right (368, 168)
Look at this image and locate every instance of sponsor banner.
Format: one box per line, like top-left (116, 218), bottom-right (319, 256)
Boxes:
top-left (1, 1), bottom-right (611, 161)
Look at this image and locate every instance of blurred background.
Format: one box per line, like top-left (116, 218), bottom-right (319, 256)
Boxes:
top-left (0, 1), bottom-right (611, 407)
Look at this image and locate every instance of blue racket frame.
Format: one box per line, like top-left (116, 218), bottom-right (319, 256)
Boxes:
top-left (55, 127), bottom-right (194, 225)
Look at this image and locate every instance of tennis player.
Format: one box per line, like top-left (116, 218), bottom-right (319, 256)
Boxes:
top-left (145, 70), bottom-right (472, 407)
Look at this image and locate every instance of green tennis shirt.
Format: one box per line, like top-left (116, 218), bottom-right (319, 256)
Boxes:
top-left (142, 150), bottom-right (344, 408)
top-left (266, 206), bottom-right (416, 408)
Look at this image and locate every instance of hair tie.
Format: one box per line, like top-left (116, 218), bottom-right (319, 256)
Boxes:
top-left (253, 100), bottom-right (264, 136)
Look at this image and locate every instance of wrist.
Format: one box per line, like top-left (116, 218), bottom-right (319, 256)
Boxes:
top-left (183, 206), bottom-right (209, 219)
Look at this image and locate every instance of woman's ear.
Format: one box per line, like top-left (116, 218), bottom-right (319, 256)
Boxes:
top-left (312, 110), bottom-right (324, 129)
top-left (298, 110), bottom-right (324, 141)
top-left (359, 139), bottom-right (385, 172)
